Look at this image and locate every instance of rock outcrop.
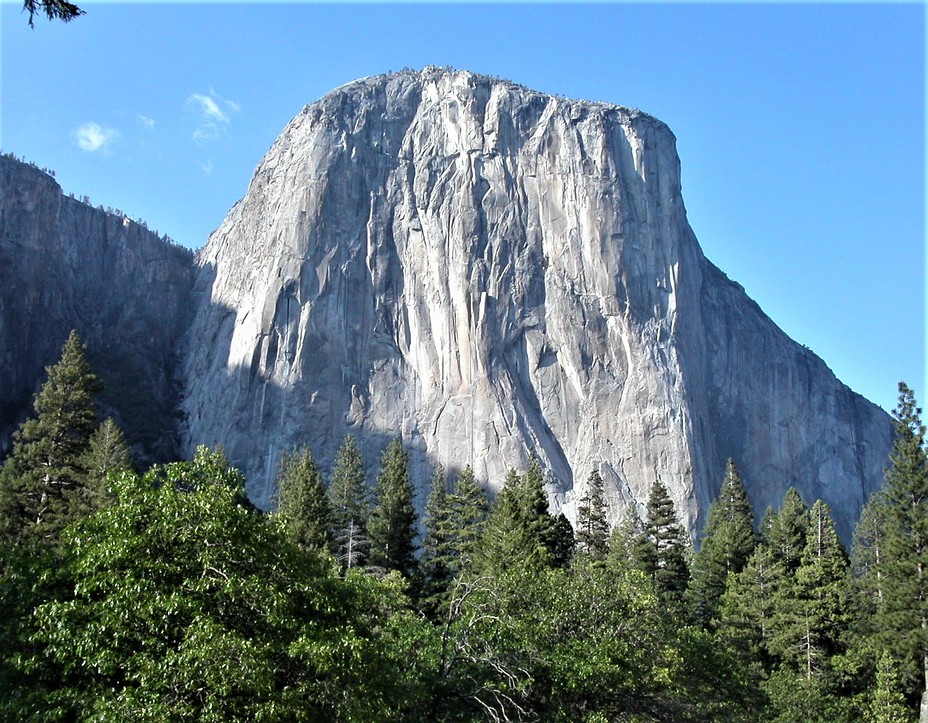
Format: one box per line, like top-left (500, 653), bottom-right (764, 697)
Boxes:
top-left (181, 68), bottom-right (892, 541)
top-left (0, 155), bottom-right (196, 465)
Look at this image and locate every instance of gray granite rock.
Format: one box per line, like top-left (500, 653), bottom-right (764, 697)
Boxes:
top-left (181, 68), bottom-right (892, 542)
top-left (0, 155), bottom-right (196, 466)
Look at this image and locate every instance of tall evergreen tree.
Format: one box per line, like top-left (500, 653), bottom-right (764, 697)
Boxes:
top-left (420, 464), bottom-right (454, 610)
top-left (720, 539), bottom-right (783, 671)
top-left (634, 480), bottom-right (690, 607)
top-left (476, 461), bottom-right (557, 573)
top-left (575, 468), bottom-right (610, 560)
top-left (272, 446), bottom-right (333, 554)
top-left (771, 500), bottom-right (848, 681)
top-left (688, 458), bottom-right (757, 628)
top-left (446, 465), bottom-right (488, 571)
top-left (876, 382), bottom-right (928, 713)
top-left (328, 435), bottom-right (370, 569)
top-left (79, 417), bottom-right (132, 513)
top-left (0, 331), bottom-right (101, 546)
top-left (368, 438), bottom-right (417, 577)
top-left (768, 487), bottom-right (810, 575)
top-left (421, 464), bottom-right (490, 610)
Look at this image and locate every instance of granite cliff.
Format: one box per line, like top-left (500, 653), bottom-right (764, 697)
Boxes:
top-left (0, 155), bottom-right (196, 465)
top-left (180, 68), bottom-right (892, 541)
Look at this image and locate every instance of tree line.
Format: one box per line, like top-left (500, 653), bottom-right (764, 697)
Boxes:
top-left (1, 331), bottom-right (925, 721)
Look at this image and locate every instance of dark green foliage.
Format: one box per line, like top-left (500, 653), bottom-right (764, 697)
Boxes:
top-left (329, 435), bottom-right (371, 569)
top-left (2, 447), bottom-right (423, 721)
top-left (575, 468), bottom-right (610, 560)
top-left (419, 464), bottom-right (454, 610)
top-left (80, 417), bottom-right (132, 511)
top-left (768, 487), bottom-right (810, 574)
top-left (634, 480), bottom-right (690, 608)
top-left (770, 500), bottom-right (848, 680)
top-left (0, 331), bottom-right (101, 547)
top-left (446, 465), bottom-right (488, 570)
top-left (689, 458), bottom-right (757, 628)
top-left (870, 652), bottom-right (913, 723)
top-left (873, 382), bottom-right (928, 705)
top-left (475, 459), bottom-right (559, 573)
top-left (273, 446), bottom-right (333, 554)
top-left (549, 512), bottom-right (575, 568)
top-left (22, 0), bottom-right (84, 26)
top-left (368, 438), bottom-right (417, 577)
top-left (720, 540), bottom-right (782, 671)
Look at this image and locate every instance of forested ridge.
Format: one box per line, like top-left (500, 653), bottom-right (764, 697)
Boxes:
top-left (1, 332), bottom-right (925, 722)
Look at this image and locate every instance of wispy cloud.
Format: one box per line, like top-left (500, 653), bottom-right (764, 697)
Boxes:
top-left (138, 114), bottom-right (156, 129)
top-left (186, 89), bottom-right (239, 143)
top-left (198, 159), bottom-right (213, 175)
top-left (75, 122), bottom-right (119, 153)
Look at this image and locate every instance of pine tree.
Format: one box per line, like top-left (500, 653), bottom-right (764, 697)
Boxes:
top-left (870, 652), bottom-right (914, 723)
top-left (368, 438), bottom-right (417, 577)
top-left (688, 459), bottom-right (757, 628)
top-left (772, 500), bottom-right (848, 681)
top-left (328, 435), bottom-right (370, 569)
top-left (446, 465), bottom-right (488, 571)
top-left (768, 487), bottom-right (810, 575)
top-left (634, 480), bottom-right (690, 607)
top-left (420, 464), bottom-right (454, 610)
top-left (606, 508), bottom-right (642, 573)
top-left (575, 469), bottom-right (610, 560)
top-left (79, 417), bottom-right (132, 513)
top-left (876, 383), bottom-right (928, 711)
top-left (475, 461), bottom-right (557, 573)
top-left (720, 539), bottom-right (782, 670)
top-left (420, 464), bottom-right (491, 614)
top-left (273, 446), bottom-right (333, 554)
top-left (0, 330), bottom-right (101, 546)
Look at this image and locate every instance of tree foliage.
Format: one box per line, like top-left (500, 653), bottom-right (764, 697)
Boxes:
top-left (0, 330), bottom-right (101, 547)
top-left (688, 458), bottom-right (756, 628)
top-left (575, 468), bottom-right (610, 560)
top-left (22, 0), bottom-right (84, 27)
top-left (272, 446), bottom-right (333, 554)
top-left (368, 438), bottom-right (417, 577)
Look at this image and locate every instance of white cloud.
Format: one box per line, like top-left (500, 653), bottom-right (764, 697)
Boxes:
top-left (75, 122), bottom-right (119, 153)
top-left (199, 159), bottom-right (213, 175)
top-left (138, 114), bottom-right (155, 129)
top-left (186, 89), bottom-right (239, 143)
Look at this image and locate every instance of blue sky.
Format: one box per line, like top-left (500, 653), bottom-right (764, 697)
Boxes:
top-left (1, 2), bottom-right (924, 414)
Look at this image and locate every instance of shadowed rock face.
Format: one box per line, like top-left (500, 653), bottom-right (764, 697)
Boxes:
top-left (0, 156), bottom-right (196, 467)
top-left (181, 68), bottom-right (892, 542)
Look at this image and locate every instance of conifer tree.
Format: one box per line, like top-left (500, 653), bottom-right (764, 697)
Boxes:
top-left (876, 383), bottom-right (928, 711)
top-left (688, 458), bottom-right (756, 628)
top-left (720, 539), bottom-right (782, 670)
top-left (771, 500), bottom-right (848, 681)
top-left (549, 512), bottom-right (575, 568)
top-left (420, 464), bottom-right (454, 609)
top-left (768, 487), bottom-right (809, 574)
top-left (446, 465), bottom-right (488, 571)
top-left (368, 438), bottom-right (417, 577)
top-left (634, 480), bottom-right (690, 607)
top-left (575, 468), bottom-right (610, 560)
top-left (79, 417), bottom-right (132, 513)
top-left (0, 331), bottom-right (101, 546)
top-left (870, 652), bottom-right (913, 723)
top-left (476, 461), bottom-right (557, 573)
top-left (329, 435), bottom-right (370, 569)
top-left (273, 446), bottom-right (333, 554)
top-left (606, 508), bottom-right (642, 573)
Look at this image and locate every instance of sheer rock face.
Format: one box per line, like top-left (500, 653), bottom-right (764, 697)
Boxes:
top-left (0, 157), bottom-right (196, 465)
top-left (182, 68), bottom-right (891, 541)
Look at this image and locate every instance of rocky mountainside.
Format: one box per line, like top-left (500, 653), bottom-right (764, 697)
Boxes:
top-left (0, 155), bottom-right (196, 465)
top-left (181, 68), bottom-right (892, 541)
